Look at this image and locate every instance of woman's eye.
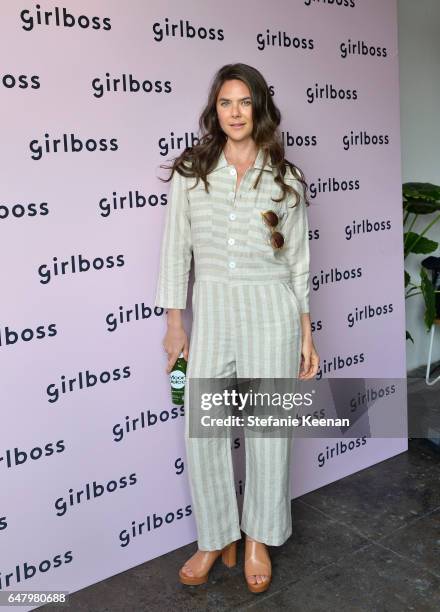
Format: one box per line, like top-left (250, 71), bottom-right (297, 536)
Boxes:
top-left (219, 100), bottom-right (251, 107)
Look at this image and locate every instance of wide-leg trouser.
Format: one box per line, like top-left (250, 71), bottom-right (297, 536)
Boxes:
top-left (183, 280), bottom-right (302, 551)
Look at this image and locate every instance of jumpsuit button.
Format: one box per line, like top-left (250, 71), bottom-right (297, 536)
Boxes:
top-left (229, 212), bottom-right (236, 221)
top-left (228, 238), bottom-right (235, 245)
top-left (229, 261), bottom-right (236, 269)
top-left (229, 168), bottom-right (236, 176)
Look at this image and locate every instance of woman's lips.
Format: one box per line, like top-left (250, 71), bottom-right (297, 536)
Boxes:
top-left (231, 123), bottom-right (245, 129)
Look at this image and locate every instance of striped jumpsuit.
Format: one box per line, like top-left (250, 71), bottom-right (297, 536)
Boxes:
top-left (154, 147), bottom-right (311, 550)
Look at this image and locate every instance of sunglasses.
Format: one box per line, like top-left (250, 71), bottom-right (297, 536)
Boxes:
top-left (260, 210), bottom-right (284, 249)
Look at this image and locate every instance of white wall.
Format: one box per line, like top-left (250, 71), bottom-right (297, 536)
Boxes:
top-left (398, 0), bottom-right (440, 370)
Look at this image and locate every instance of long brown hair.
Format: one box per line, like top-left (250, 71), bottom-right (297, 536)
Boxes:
top-left (159, 62), bottom-right (310, 208)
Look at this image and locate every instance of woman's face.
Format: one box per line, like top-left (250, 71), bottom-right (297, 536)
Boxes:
top-left (216, 79), bottom-right (254, 143)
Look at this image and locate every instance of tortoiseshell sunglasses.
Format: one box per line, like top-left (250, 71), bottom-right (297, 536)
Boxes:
top-left (260, 210), bottom-right (284, 249)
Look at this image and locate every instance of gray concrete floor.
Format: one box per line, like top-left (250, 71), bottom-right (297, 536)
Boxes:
top-left (40, 365), bottom-right (440, 611)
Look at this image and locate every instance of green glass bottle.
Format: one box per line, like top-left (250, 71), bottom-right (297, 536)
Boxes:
top-left (170, 351), bottom-right (187, 405)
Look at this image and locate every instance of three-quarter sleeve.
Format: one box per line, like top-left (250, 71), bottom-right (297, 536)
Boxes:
top-left (154, 169), bottom-right (192, 309)
top-left (282, 180), bottom-right (311, 314)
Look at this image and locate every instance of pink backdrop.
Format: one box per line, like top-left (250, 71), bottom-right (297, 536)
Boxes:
top-left (0, 1), bottom-right (406, 607)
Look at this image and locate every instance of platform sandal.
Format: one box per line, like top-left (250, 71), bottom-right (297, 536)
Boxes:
top-left (244, 537), bottom-right (272, 593)
top-left (179, 540), bottom-right (238, 585)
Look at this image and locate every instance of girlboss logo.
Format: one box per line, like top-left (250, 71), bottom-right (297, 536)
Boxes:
top-left (0, 322), bottom-right (57, 348)
top-left (256, 29), bottom-right (314, 51)
top-left (20, 4), bottom-right (111, 31)
top-left (0, 199), bottom-right (48, 222)
top-left (29, 133), bottom-right (118, 161)
top-left (152, 17), bottom-right (224, 41)
top-left (340, 39), bottom-right (388, 59)
top-left (37, 254), bottom-right (125, 284)
top-left (304, 0), bottom-right (356, 6)
top-left (1, 72), bottom-right (40, 90)
top-left (91, 73), bottom-right (172, 99)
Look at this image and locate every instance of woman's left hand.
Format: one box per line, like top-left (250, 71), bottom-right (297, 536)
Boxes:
top-left (298, 334), bottom-right (320, 379)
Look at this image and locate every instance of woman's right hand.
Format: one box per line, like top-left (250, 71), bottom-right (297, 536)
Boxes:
top-left (163, 325), bottom-right (189, 374)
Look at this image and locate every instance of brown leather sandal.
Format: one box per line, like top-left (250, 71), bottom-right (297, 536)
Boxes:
top-left (244, 537), bottom-right (272, 593)
top-left (179, 540), bottom-right (238, 585)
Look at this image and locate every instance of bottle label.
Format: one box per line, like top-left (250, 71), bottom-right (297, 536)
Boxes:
top-left (170, 369), bottom-right (186, 389)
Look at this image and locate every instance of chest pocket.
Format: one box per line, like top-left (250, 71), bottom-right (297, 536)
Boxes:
top-left (247, 186), bottom-right (287, 254)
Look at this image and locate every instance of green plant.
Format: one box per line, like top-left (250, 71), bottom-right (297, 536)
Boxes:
top-left (403, 182), bottom-right (440, 342)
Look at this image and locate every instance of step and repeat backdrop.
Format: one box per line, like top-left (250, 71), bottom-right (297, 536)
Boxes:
top-left (0, 0), bottom-right (406, 607)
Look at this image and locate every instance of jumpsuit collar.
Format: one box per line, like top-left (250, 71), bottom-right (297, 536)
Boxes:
top-left (214, 146), bottom-right (273, 173)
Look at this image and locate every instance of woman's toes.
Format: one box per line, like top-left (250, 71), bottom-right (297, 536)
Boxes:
top-left (247, 574), bottom-right (270, 585)
top-left (182, 564), bottom-right (193, 576)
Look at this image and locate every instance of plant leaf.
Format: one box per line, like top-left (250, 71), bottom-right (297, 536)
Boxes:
top-left (404, 231), bottom-right (438, 256)
top-left (420, 267), bottom-right (437, 331)
top-left (403, 182), bottom-right (440, 202)
top-left (403, 198), bottom-right (440, 214)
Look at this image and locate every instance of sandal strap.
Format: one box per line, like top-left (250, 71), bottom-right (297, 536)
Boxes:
top-left (244, 539), bottom-right (272, 577)
top-left (182, 550), bottom-right (221, 578)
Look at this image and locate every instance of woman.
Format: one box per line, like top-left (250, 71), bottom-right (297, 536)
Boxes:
top-left (155, 63), bottom-right (319, 593)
